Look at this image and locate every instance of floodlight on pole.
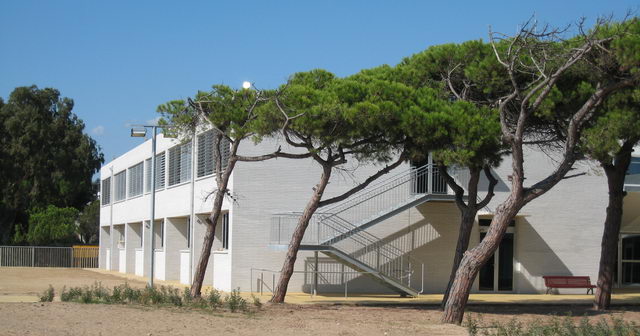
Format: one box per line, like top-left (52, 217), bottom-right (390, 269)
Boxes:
top-left (130, 123), bottom-right (175, 287)
top-left (130, 128), bottom-right (147, 137)
top-left (242, 81), bottom-right (251, 89)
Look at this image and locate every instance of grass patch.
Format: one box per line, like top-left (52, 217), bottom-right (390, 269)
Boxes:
top-left (465, 314), bottom-right (640, 336)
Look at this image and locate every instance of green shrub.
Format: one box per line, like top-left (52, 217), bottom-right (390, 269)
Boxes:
top-left (251, 294), bottom-right (262, 309)
top-left (225, 288), bottom-right (247, 313)
top-left (39, 285), bottom-right (54, 302)
top-left (121, 283), bottom-right (141, 303)
top-left (182, 287), bottom-right (193, 305)
top-left (205, 289), bottom-right (223, 310)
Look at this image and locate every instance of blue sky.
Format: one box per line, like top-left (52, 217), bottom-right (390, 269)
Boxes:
top-left (1, 1), bottom-right (637, 163)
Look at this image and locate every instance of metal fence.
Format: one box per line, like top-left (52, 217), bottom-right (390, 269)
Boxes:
top-left (0, 245), bottom-right (99, 268)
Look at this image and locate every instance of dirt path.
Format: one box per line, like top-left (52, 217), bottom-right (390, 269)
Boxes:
top-left (0, 303), bottom-right (466, 336)
top-left (0, 267), bottom-right (148, 300)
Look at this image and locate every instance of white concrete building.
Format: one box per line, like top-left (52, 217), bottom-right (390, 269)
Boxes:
top-left (99, 130), bottom-right (640, 295)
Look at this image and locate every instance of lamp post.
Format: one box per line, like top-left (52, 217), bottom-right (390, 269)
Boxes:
top-left (130, 125), bottom-right (164, 287)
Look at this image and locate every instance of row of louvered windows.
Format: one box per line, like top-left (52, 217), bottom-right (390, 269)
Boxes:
top-left (101, 130), bottom-right (230, 206)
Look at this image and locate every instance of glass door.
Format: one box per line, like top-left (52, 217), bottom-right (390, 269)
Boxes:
top-left (479, 230), bottom-right (514, 292)
top-left (621, 234), bottom-right (640, 285)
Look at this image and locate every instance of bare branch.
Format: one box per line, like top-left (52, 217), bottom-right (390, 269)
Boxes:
top-left (318, 155), bottom-right (406, 207)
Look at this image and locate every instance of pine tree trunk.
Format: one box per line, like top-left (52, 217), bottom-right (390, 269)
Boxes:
top-left (270, 165), bottom-right (331, 303)
top-left (441, 167), bottom-right (493, 309)
top-left (441, 208), bottom-right (476, 308)
top-left (190, 189), bottom-right (225, 297)
top-left (594, 150), bottom-right (632, 310)
top-left (442, 198), bottom-right (521, 324)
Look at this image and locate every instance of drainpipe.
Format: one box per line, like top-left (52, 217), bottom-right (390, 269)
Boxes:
top-left (109, 166), bottom-right (114, 271)
top-left (188, 129), bottom-right (196, 284)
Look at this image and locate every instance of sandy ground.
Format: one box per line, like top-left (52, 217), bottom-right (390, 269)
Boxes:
top-left (2, 267), bottom-right (640, 335)
top-left (0, 303), bottom-right (466, 336)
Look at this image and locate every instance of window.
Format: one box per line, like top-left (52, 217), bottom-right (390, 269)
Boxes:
top-left (101, 177), bottom-right (111, 205)
top-left (222, 213), bottom-right (229, 249)
top-left (114, 171), bottom-right (126, 201)
top-left (197, 130), bottom-right (230, 178)
top-left (128, 162), bottom-right (144, 197)
top-left (155, 152), bottom-right (166, 190)
top-left (144, 158), bottom-right (151, 192)
top-left (479, 219), bottom-right (515, 227)
top-left (168, 141), bottom-right (192, 186)
top-left (626, 157), bottom-right (640, 186)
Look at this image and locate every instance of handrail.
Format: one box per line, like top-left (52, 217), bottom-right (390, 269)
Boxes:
top-left (269, 163), bottom-right (452, 294)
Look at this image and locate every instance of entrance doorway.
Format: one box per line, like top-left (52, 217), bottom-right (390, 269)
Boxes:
top-left (478, 219), bottom-right (515, 292)
top-left (620, 234), bottom-right (640, 285)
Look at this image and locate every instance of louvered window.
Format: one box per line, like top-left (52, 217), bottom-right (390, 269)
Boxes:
top-left (197, 130), bottom-right (231, 178)
top-left (114, 171), bottom-right (127, 201)
top-left (168, 141), bottom-right (192, 186)
top-left (144, 158), bottom-right (151, 192)
top-left (155, 152), bottom-right (166, 190)
top-left (101, 177), bottom-right (111, 205)
top-left (128, 162), bottom-right (144, 197)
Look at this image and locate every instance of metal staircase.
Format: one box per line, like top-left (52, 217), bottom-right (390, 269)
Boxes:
top-left (270, 162), bottom-right (460, 296)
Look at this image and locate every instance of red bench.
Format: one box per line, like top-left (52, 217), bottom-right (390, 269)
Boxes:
top-left (543, 276), bottom-right (596, 294)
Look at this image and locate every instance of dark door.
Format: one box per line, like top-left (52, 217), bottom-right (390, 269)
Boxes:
top-left (479, 232), bottom-right (514, 291)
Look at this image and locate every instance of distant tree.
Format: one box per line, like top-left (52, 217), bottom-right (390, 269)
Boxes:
top-left (77, 199), bottom-right (100, 244)
top-left (13, 205), bottom-right (79, 246)
top-left (0, 86), bottom-right (103, 245)
top-left (159, 84), bottom-right (307, 297)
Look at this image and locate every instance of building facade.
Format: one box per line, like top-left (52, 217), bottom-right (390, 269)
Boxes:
top-left (99, 131), bottom-right (640, 295)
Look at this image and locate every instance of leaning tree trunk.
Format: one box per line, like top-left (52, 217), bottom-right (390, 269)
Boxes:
top-left (441, 208), bottom-right (476, 308)
top-left (190, 138), bottom-right (238, 298)
top-left (440, 166), bottom-right (497, 309)
top-left (442, 198), bottom-right (522, 324)
top-left (190, 188), bottom-right (225, 297)
top-left (594, 150), bottom-right (633, 310)
top-left (270, 165), bottom-right (332, 303)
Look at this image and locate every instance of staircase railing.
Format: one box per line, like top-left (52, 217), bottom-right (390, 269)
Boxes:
top-left (268, 163), bottom-right (463, 294)
top-left (319, 164), bottom-right (448, 228)
top-left (270, 211), bottom-right (420, 291)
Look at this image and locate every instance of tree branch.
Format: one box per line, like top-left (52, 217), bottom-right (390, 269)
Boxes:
top-left (476, 165), bottom-right (498, 209)
top-left (317, 154), bottom-right (406, 207)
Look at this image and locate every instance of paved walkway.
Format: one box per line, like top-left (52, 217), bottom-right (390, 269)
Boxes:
top-left (90, 268), bottom-right (640, 306)
top-left (3, 267), bottom-right (640, 306)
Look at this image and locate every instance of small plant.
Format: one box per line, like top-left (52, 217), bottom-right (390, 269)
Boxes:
top-left (464, 314), bottom-right (479, 336)
top-left (250, 294), bottom-right (262, 309)
top-left (91, 282), bottom-right (109, 301)
top-left (121, 283), bottom-right (141, 303)
top-left (60, 286), bottom-right (83, 302)
top-left (225, 288), bottom-right (247, 313)
top-left (39, 285), bottom-right (54, 302)
top-left (80, 286), bottom-right (94, 303)
top-left (205, 289), bottom-right (223, 310)
top-left (182, 287), bottom-right (193, 305)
